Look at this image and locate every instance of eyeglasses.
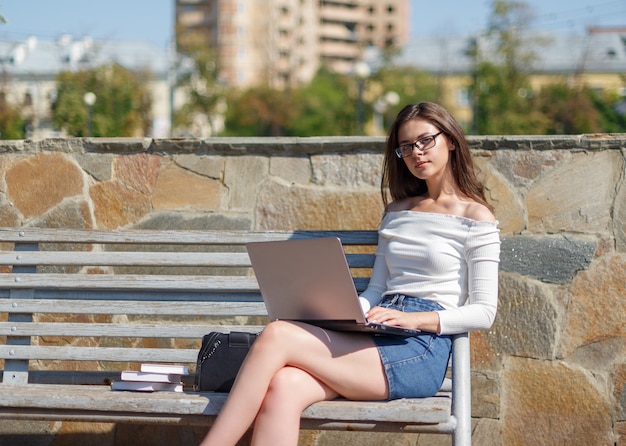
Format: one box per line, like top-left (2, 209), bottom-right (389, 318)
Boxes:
top-left (394, 131), bottom-right (443, 158)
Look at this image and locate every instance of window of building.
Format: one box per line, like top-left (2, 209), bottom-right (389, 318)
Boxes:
top-left (457, 88), bottom-right (471, 108)
top-left (387, 5), bottom-right (395, 13)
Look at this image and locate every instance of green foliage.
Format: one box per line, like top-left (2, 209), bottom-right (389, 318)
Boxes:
top-left (222, 66), bottom-right (440, 137)
top-left (535, 84), bottom-right (600, 134)
top-left (471, 0), bottom-right (542, 134)
top-left (286, 67), bottom-right (355, 136)
top-left (0, 93), bottom-right (25, 139)
top-left (51, 64), bottom-right (152, 137)
top-left (222, 67), bottom-right (356, 137)
top-left (370, 66), bottom-right (439, 124)
top-left (173, 43), bottom-right (225, 136)
top-left (222, 86), bottom-right (294, 136)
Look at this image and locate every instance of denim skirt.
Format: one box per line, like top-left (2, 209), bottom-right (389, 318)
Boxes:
top-left (373, 295), bottom-right (452, 400)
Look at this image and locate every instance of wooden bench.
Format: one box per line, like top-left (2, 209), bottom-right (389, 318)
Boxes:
top-left (0, 227), bottom-right (471, 445)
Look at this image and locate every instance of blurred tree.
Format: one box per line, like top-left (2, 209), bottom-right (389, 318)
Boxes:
top-left (535, 84), bottom-right (601, 134)
top-left (51, 64), bottom-right (152, 137)
top-left (470, 0), bottom-right (547, 134)
top-left (369, 66), bottom-right (439, 131)
top-left (173, 38), bottom-right (225, 137)
top-left (0, 91), bottom-right (25, 139)
top-left (223, 66), bottom-right (439, 137)
top-left (222, 85), bottom-right (294, 137)
top-left (589, 87), bottom-right (626, 133)
top-left (286, 67), bottom-right (355, 136)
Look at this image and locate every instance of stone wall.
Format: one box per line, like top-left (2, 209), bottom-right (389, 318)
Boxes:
top-left (0, 135), bottom-right (625, 446)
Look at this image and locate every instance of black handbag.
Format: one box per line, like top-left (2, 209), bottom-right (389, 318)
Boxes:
top-left (194, 331), bottom-right (257, 392)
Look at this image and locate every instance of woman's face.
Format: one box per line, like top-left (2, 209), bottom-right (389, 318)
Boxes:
top-left (396, 119), bottom-right (454, 181)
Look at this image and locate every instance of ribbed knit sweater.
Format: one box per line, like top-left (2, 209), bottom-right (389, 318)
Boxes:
top-left (359, 211), bottom-right (501, 335)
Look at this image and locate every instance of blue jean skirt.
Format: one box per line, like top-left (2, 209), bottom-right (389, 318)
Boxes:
top-left (373, 295), bottom-right (452, 400)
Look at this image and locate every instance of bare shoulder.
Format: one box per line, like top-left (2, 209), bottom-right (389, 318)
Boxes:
top-left (386, 197), bottom-right (414, 212)
top-left (465, 202), bottom-right (496, 222)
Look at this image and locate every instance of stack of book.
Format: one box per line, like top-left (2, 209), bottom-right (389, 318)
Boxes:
top-left (111, 363), bottom-right (189, 392)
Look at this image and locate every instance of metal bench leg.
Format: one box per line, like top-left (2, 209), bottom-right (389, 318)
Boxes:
top-left (452, 332), bottom-right (471, 446)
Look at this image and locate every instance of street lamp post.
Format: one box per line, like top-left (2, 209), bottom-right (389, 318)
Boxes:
top-left (373, 91), bottom-right (400, 135)
top-left (83, 92), bottom-right (96, 137)
top-left (353, 61), bottom-right (370, 135)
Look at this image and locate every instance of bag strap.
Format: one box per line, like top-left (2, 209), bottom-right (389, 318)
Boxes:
top-left (228, 331), bottom-right (256, 348)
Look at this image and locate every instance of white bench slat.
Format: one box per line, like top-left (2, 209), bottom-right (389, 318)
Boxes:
top-left (0, 251), bottom-right (375, 268)
top-left (0, 322), bottom-right (263, 338)
top-left (0, 274), bottom-right (371, 292)
top-left (0, 345), bottom-right (198, 363)
top-left (0, 252), bottom-right (253, 267)
top-left (0, 274), bottom-right (259, 291)
top-left (1, 299), bottom-right (267, 315)
top-left (0, 228), bottom-right (379, 245)
top-left (0, 384), bottom-right (451, 425)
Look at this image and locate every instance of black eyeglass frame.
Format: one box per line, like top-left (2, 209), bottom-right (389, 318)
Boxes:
top-left (394, 131), bottom-right (443, 158)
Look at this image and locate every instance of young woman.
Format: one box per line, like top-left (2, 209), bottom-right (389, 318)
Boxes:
top-left (200, 102), bottom-right (500, 446)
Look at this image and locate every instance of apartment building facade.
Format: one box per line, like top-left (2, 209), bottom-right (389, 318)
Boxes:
top-left (175, 0), bottom-right (409, 88)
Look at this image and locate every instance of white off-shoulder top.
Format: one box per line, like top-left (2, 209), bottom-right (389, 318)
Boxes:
top-left (359, 211), bottom-right (501, 335)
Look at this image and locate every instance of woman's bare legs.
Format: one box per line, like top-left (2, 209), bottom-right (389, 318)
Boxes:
top-left (199, 320), bottom-right (388, 446)
top-left (251, 366), bottom-right (336, 446)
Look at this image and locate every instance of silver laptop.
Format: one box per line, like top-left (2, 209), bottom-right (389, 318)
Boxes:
top-left (246, 237), bottom-right (418, 336)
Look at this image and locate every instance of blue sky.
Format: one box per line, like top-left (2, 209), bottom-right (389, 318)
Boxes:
top-left (0, 0), bottom-right (624, 48)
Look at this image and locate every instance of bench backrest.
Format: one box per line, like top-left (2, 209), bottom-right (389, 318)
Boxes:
top-left (0, 228), bottom-right (378, 385)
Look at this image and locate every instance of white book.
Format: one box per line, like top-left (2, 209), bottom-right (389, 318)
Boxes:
top-left (111, 380), bottom-right (183, 392)
top-left (140, 363), bottom-right (189, 375)
top-left (120, 371), bottom-right (182, 383)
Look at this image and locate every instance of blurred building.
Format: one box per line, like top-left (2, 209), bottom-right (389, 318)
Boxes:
top-left (396, 27), bottom-right (626, 129)
top-left (175, 0), bottom-right (410, 88)
top-left (0, 35), bottom-right (171, 139)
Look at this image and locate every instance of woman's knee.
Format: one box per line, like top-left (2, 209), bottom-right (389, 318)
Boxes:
top-left (256, 320), bottom-right (315, 350)
top-left (263, 367), bottom-right (323, 411)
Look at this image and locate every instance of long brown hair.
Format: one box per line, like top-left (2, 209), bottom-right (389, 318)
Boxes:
top-left (381, 102), bottom-right (492, 212)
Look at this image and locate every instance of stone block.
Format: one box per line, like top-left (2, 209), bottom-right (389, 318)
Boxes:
top-left (90, 181), bottom-right (151, 229)
top-left (527, 151), bottom-right (621, 233)
top-left (0, 202), bottom-right (20, 228)
top-left (311, 153), bottom-right (381, 187)
top-left (6, 152), bottom-right (85, 219)
top-left (560, 253), bottom-right (626, 359)
top-left (503, 357), bottom-right (612, 445)
top-left (133, 212), bottom-right (252, 231)
top-left (488, 273), bottom-right (557, 359)
top-left (314, 430), bottom-right (427, 446)
top-left (615, 363), bottom-right (626, 421)
top-left (75, 153), bottom-right (114, 182)
top-left (153, 161), bottom-right (226, 211)
top-left (472, 371), bottom-right (500, 418)
top-left (174, 154), bottom-right (223, 179)
top-left (615, 172), bottom-right (626, 253)
top-left (31, 199), bottom-right (93, 230)
top-left (471, 330), bottom-right (501, 371)
top-left (114, 153), bottom-right (161, 196)
top-left (617, 421), bottom-right (626, 446)
top-left (490, 147), bottom-right (569, 190)
top-left (269, 156), bottom-right (312, 185)
top-left (500, 235), bottom-right (596, 284)
top-left (256, 179), bottom-right (382, 230)
top-left (472, 417), bottom-right (502, 446)
top-left (224, 156), bottom-right (269, 211)
top-left (475, 158), bottom-right (524, 234)
top-left (565, 337), bottom-right (626, 384)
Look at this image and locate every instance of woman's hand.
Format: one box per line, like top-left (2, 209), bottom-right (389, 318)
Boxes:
top-left (365, 306), bottom-right (441, 334)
